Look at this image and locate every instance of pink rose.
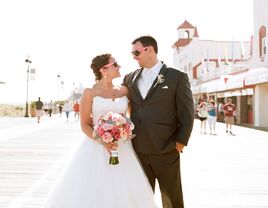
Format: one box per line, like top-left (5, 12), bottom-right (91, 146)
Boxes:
top-left (103, 123), bottom-right (113, 131)
top-left (102, 132), bottom-right (113, 143)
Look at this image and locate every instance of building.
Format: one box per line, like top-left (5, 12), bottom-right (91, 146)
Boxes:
top-left (246, 0), bottom-right (268, 127)
top-left (172, 20), bottom-right (252, 125)
top-left (173, 1), bottom-right (268, 128)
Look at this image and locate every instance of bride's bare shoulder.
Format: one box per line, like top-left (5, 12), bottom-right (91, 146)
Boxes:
top-left (81, 87), bottom-right (98, 100)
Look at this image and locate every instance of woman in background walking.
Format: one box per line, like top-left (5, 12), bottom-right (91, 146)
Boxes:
top-left (63, 100), bottom-right (72, 122)
top-left (198, 98), bottom-right (208, 134)
top-left (207, 100), bottom-right (217, 135)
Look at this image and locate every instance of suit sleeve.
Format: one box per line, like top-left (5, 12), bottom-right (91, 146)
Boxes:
top-left (175, 73), bottom-right (195, 145)
top-left (122, 75), bottom-right (127, 87)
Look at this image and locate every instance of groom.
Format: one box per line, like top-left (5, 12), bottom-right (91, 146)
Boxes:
top-left (123, 35), bottom-right (194, 208)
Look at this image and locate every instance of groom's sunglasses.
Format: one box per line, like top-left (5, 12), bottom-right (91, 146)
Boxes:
top-left (131, 47), bottom-right (148, 57)
top-left (103, 61), bottom-right (119, 68)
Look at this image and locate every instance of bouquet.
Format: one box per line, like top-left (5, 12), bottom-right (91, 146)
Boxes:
top-left (93, 112), bottom-right (135, 165)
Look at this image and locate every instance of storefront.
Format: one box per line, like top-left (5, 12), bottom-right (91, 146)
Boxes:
top-left (245, 67), bottom-right (268, 127)
top-left (192, 72), bottom-right (254, 124)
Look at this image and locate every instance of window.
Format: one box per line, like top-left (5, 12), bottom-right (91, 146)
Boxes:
top-left (259, 25), bottom-right (266, 60)
top-left (184, 30), bottom-right (190, 39)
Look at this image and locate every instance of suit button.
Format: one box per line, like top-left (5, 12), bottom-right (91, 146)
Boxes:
top-left (138, 120), bottom-right (142, 123)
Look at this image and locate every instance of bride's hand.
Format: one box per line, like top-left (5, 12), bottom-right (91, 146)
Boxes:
top-left (103, 142), bottom-right (118, 154)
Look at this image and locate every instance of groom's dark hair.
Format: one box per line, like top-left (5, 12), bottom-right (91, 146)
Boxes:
top-left (132, 35), bottom-right (158, 54)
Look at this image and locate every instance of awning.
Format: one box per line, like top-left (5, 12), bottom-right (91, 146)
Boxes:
top-left (217, 88), bottom-right (253, 98)
top-left (244, 67), bottom-right (268, 85)
top-left (199, 76), bottom-right (228, 94)
top-left (225, 73), bottom-right (246, 90)
top-left (199, 80), bottom-right (218, 93)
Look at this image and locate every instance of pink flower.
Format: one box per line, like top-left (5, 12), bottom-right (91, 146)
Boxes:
top-left (117, 116), bottom-right (127, 124)
top-left (114, 133), bottom-right (121, 141)
top-left (98, 127), bottom-right (105, 136)
top-left (103, 123), bottom-right (113, 131)
top-left (120, 131), bottom-right (128, 140)
top-left (102, 132), bottom-right (113, 143)
top-left (94, 112), bottom-right (135, 143)
top-left (93, 112), bottom-right (136, 165)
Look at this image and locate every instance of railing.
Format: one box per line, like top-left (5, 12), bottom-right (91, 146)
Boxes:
top-left (194, 63), bottom-right (248, 85)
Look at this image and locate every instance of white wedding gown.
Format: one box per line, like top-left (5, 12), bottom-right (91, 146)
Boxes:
top-left (44, 96), bottom-right (157, 208)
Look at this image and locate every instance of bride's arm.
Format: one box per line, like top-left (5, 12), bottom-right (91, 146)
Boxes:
top-left (80, 88), bottom-right (95, 138)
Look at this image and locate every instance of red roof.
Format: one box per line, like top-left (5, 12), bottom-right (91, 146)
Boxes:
top-left (173, 39), bottom-right (192, 48)
top-left (177, 20), bottom-right (195, 29)
top-left (193, 27), bottom-right (199, 37)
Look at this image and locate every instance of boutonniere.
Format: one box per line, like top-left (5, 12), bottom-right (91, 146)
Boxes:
top-left (154, 74), bottom-right (165, 87)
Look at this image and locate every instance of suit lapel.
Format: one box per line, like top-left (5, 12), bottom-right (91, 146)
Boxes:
top-left (130, 69), bottom-right (143, 100)
top-left (145, 64), bottom-right (168, 101)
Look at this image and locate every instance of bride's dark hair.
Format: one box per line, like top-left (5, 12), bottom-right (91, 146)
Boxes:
top-left (90, 53), bottom-right (111, 82)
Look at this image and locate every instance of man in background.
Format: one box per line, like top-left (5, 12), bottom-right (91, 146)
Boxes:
top-left (73, 101), bottom-right (80, 120)
top-left (35, 97), bottom-right (43, 123)
top-left (223, 97), bottom-right (236, 135)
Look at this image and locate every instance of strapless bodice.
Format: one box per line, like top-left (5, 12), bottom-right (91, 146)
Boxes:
top-left (92, 96), bottom-right (129, 124)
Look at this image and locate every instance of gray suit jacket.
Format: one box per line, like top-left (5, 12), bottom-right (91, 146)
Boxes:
top-left (123, 64), bottom-right (194, 154)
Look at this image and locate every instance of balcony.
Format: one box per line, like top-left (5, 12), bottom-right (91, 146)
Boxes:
top-left (195, 63), bottom-right (249, 85)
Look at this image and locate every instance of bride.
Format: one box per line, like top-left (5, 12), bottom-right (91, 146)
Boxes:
top-left (44, 53), bottom-right (157, 208)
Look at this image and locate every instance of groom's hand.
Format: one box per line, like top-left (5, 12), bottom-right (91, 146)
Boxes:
top-left (175, 142), bottom-right (185, 153)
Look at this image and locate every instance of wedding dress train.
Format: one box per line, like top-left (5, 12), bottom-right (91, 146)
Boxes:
top-left (44, 96), bottom-right (157, 208)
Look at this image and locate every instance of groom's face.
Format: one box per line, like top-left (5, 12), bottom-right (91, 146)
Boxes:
top-left (131, 41), bottom-right (148, 68)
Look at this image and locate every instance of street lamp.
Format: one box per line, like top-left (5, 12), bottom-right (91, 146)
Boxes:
top-left (57, 73), bottom-right (61, 102)
top-left (24, 57), bottom-right (32, 117)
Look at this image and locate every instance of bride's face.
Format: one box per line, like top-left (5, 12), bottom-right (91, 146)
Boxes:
top-left (101, 57), bottom-right (121, 79)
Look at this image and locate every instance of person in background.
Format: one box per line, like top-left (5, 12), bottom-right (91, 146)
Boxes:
top-left (58, 104), bottom-right (63, 116)
top-left (207, 100), bottom-right (217, 135)
top-left (73, 101), bottom-right (80, 120)
top-left (35, 97), bottom-right (43, 123)
top-left (48, 101), bottom-right (53, 117)
top-left (217, 101), bottom-right (224, 122)
top-left (198, 98), bottom-right (208, 134)
top-left (43, 102), bottom-right (48, 115)
top-left (63, 100), bottom-right (72, 122)
top-left (223, 97), bottom-right (236, 135)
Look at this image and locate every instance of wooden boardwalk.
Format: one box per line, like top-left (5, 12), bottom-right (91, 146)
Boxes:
top-left (0, 116), bottom-right (268, 208)
top-left (0, 117), bottom-right (83, 208)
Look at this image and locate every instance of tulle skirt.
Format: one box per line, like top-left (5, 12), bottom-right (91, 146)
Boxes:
top-left (44, 137), bottom-right (157, 208)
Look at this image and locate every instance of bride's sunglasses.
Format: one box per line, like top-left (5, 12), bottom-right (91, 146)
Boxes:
top-left (131, 47), bottom-right (148, 57)
top-left (103, 61), bottom-right (119, 68)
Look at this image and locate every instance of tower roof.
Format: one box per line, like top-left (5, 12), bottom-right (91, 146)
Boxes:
top-left (173, 39), bottom-right (192, 48)
top-left (177, 20), bottom-right (195, 29)
top-left (193, 27), bottom-right (199, 37)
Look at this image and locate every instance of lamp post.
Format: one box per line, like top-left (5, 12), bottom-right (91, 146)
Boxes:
top-left (24, 57), bottom-right (32, 117)
top-left (57, 73), bottom-right (61, 102)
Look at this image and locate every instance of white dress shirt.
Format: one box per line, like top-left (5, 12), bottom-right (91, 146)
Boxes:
top-left (137, 61), bottom-right (163, 99)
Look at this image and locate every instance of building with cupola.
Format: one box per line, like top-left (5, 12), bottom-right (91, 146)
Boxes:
top-left (173, 1), bottom-right (268, 128)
